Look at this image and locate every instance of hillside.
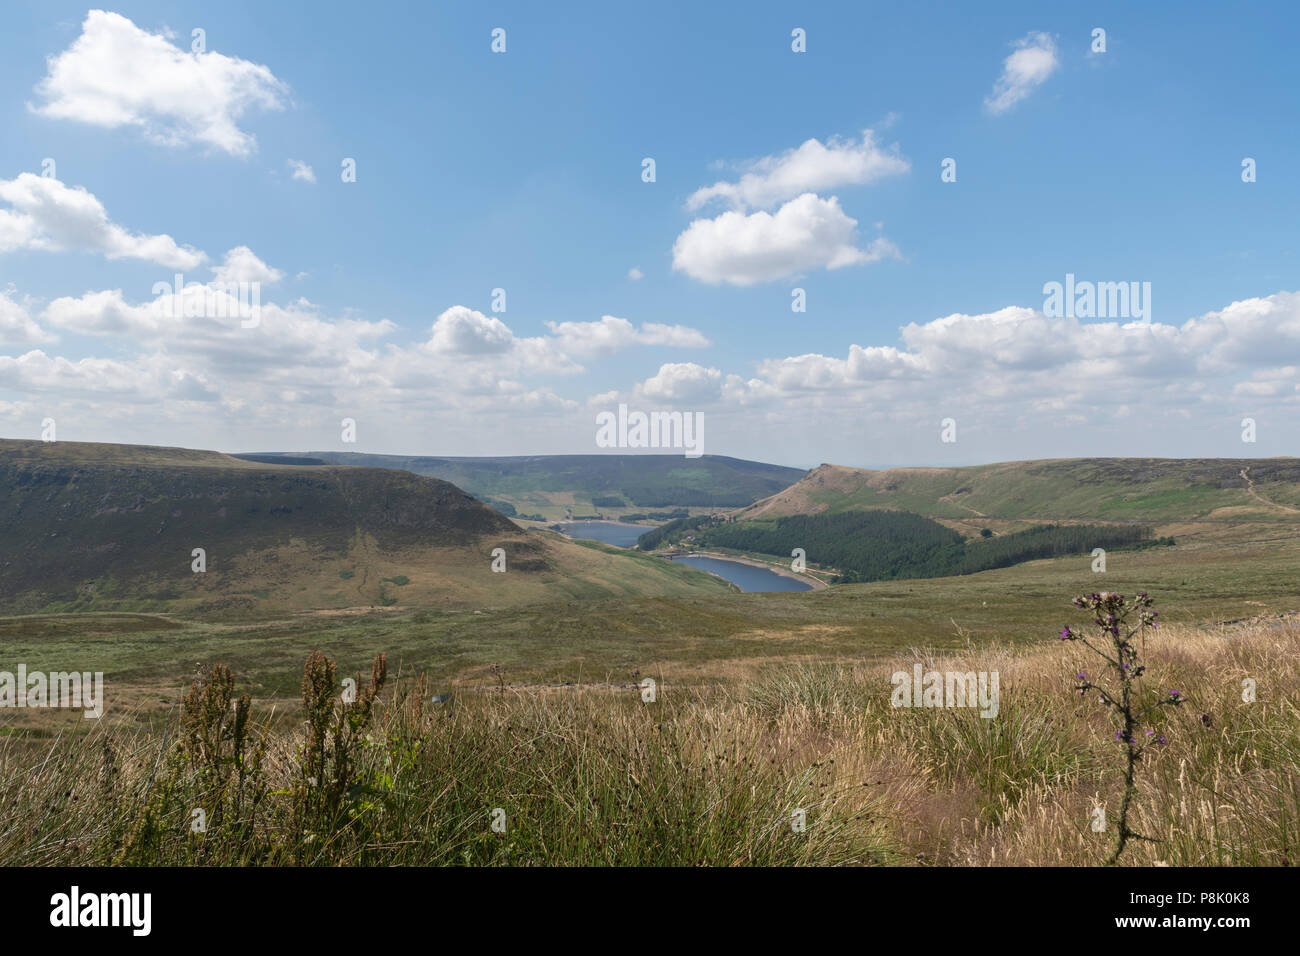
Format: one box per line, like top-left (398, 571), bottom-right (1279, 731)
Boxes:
top-left (734, 458), bottom-right (1300, 525)
top-left (0, 440), bottom-right (731, 616)
top-left (237, 452), bottom-right (808, 520)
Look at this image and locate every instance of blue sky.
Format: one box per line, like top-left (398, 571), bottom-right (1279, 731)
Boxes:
top-left (1, 2), bottom-right (1297, 468)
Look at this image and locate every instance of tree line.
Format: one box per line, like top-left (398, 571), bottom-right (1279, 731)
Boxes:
top-left (640, 510), bottom-right (1172, 583)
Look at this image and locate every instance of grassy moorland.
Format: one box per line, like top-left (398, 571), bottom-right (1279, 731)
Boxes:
top-left (2, 516), bottom-right (1296, 723)
top-left (0, 610), bottom-right (1294, 866)
top-left (1, 449), bottom-right (1297, 865)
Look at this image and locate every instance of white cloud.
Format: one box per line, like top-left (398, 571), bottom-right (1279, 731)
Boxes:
top-left (0, 172), bottom-right (205, 269)
top-left (10, 287), bottom-right (1300, 460)
top-left (43, 288), bottom-right (160, 337)
top-left (672, 193), bottom-right (899, 286)
top-left (31, 10), bottom-right (289, 157)
top-left (212, 245), bottom-right (284, 285)
top-left (288, 159), bottom-right (316, 183)
top-left (1233, 366), bottom-right (1300, 399)
top-left (627, 267), bottom-right (644, 280)
top-left (637, 362), bottom-right (724, 402)
top-left (0, 289), bottom-right (51, 345)
top-left (426, 306), bottom-right (516, 355)
top-left (687, 129), bottom-right (909, 211)
top-left (544, 316), bottom-right (709, 356)
top-left (985, 32), bottom-right (1060, 115)
top-left (41, 287), bottom-right (394, 374)
top-left (745, 294), bottom-right (1300, 415)
top-left (0, 349), bottom-right (162, 399)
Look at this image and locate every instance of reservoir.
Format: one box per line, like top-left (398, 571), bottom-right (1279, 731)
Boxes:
top-left (555, 522), bottom-right (814, 593)
top-left (668, 555), bottom-right (813, 593)
top-left (555, 521), bottom-right (650, 548)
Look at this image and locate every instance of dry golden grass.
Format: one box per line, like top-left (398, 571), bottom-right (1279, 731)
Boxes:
top-left (738, 617), bottom-right (1299, 865)
top-left (0, 617), bottom-right (1293, 865)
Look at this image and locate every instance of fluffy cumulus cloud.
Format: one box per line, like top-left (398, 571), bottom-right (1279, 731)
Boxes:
top-left (426, 306), bottom-right (519, 355)
top-left (672, 193), bottom-right (899, 286)
top-left (42, 244), bottom-right (287, 340)
top-left (1179, 291), bottom-right (1300, 371)
top-left (687, 129), bottom-right (909, 212)
top-left (564, 290), bottom-right (1300, 459)
top-left (674, 129), bottom-right (907, 286)
top-left (748, 295), bottom-right (1300, 418)
top-left (0, 290), bottom-right (51, 345)
top-left (0, 349), bottom-right (223, 403)
top-left (0, 173), bottom-right (205, 269)
top-left (31, 10), bottom-right (289, 156)
top-left (211, 245), bottom-right (284, 285)
top-left (11, 267), bottom-right (1300, 459)
top-left (637, 362), bottom-right (724, 402)
top-left (984, 32), bottom-right (1060, 115)
top-left (545, 316), bottom-right (709, 356)
top-left (41, 286), bottom-right (395, 379)
top-left (14, 282), bottom-right (718, 435)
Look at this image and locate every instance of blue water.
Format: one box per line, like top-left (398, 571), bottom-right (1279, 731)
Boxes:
top-left (555, 522), bottom-right (812, 592)
top-left (556, 521), bottom-right (649, 548)
top-left (669, 555), bottom-right (813, 593)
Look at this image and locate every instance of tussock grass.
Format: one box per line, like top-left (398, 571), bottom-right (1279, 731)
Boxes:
top-left (0, 618), bottom-right (1294, 866)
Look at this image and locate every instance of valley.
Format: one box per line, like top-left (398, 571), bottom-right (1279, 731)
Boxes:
top-left (2, 442), bottom-right (1297, 867)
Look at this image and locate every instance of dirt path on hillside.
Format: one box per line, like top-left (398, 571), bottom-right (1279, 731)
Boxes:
top-left (1240, 467), bottom-right (1300, 515)
top-left (938, 492), bottom-right (987, 517)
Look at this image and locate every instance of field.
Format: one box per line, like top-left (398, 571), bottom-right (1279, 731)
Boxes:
top-left (4, 519), bottom-right (1296, 727)
top-left (1, 607), bottom-right (1294, 866)
top-left (1, 450), bottom-right (1297, 866)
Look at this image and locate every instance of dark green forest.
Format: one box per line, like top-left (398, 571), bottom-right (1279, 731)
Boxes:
top-left (641, 510), bottom-right (1172, 582)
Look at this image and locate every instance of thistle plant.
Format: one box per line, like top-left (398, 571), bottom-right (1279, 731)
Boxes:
top-left (299, 649), bottom-right (387, 821)
top-left (1058, 591), bottom-right (1186, 864)
top-left (180, 663), bottom-right (260, 827)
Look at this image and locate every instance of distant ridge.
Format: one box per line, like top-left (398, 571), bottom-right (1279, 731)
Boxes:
top-left (233, 453), bottom-right (327, 466)
top-left (733, 457), bottom-right (1300, 523)
top-left (241, 451), bottom-right (808, 511)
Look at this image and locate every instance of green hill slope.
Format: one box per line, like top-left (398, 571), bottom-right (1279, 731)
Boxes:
top-left (0, 439), bottom-right (731, 617)
top-left (736, 458), bottom-right (1300, 524)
